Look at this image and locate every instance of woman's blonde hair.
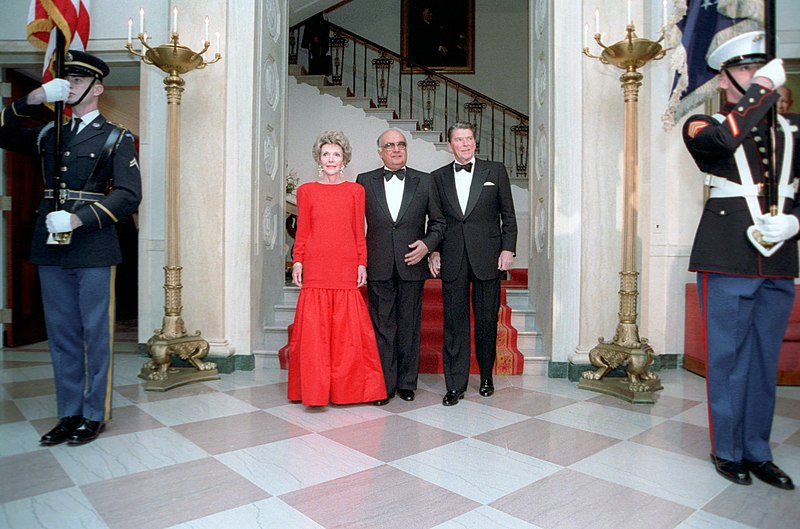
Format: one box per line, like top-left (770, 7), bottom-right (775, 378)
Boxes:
top-left (312, 130), bottom-right (352, 165)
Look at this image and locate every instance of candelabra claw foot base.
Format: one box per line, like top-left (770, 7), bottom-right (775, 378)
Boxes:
top-left (140, 331), bottom-right (219, 391)
top-left (578, 338), bottom-right (663, 403)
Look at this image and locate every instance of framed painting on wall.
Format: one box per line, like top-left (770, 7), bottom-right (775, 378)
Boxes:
top-left (401, 0), bottom-right (475, 74)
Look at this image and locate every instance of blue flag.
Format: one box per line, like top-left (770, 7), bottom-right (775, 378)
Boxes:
top-left (663, 0), bottom-right (762, 130)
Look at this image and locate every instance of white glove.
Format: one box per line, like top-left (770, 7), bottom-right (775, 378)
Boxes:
top-left (757, 213), bottom-right (799, 243)
top-left (45, 210), bottom-right (74, 233)
top-left (754, 59), bottom-right (786, 90)
top-left (41, 79), bottom-right (70, 103)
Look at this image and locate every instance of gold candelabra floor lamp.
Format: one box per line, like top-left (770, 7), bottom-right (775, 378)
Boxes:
top-left (126, 11), bottom-right (222, 391)
top-left (579, 22), bottom-right (669, 403)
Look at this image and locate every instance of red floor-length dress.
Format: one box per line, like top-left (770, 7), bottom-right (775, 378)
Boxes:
top-left (287, 181), bottom-right (387, 405)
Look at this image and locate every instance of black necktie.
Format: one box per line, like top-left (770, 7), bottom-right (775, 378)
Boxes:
top-left (384, 168), bottom-right (406, 181)
top-left (454, 162), bottom-right (473, 172)
top-left (65, 117), bottom-right (82, 142)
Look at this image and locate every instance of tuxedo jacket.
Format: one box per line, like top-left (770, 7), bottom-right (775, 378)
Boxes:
top-left (357, 166), bottom-right (445, 281)
top-left (431, 159), bottom-right (517, 281)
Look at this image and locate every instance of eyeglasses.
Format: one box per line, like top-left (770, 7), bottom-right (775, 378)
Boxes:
top-left (381, 141), bottom-right (407, 150)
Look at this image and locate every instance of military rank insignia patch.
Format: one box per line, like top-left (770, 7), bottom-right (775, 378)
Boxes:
top-left (687, 120), bottom-right (710, 139)
top-left (130, 158), bottom-right (139, 169)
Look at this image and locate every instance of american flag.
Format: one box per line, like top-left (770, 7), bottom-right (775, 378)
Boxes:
top-left (27, 0), bottom-right (91, 83)
top-left (662, 0), bottom-right (763, 130)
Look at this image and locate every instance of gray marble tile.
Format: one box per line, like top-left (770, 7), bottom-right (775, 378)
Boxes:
top-left (492, 468), bottom-right (694, 529)
top-left (776, 396), bottom-right (800, 420)
top-left (431, 506), bottom-right (543, 529)
top-left (703, 471), bottom-right (800, 529)
top-left (136, 392), bottom-right (259, 426)
top-left (475, 387), bottom-right (577, 417)
top-left (399, 399), bottom-right (529, 437)
top-left (0, 399), bottom-right (24, 424)
top-left (586, 392), bottom-right (702, 419)
top-left (536, 401), bottom-right (667, 440)
top-left (266, 402), bottom-right (392, 433)
top-left (476, 418), bottom-right (620, 466)
top-left (82, 458), bottom-right (269, 529)
top-left (0, 364), bottom-right (55, 384)
top-left (628, 419), bottom-right (711, 461)
top-left (224, 383), bottom-right (290, 409)
top-left (320, 415), bottom-right (464, 462)
top-left (114, 381), bottom-right (218, 404)
top-left (172, 410), bottom-right (310, 454)
top-left (675, 511), bottom-right (759, 529)
top-left (280, 464), bottom-right (480, 529)
top-left (0, 450), bottom-right (74, 503)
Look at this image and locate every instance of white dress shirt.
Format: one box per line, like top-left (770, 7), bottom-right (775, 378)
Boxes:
top-left (384, 167), bottom-right (405, 221)
top-left (454, 158), bottom-right (475, 215)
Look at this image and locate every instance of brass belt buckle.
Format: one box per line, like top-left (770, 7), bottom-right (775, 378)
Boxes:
top-left (46, 231), bottom-right (73, 245)
top-left (58, 188), bottom-right (69, 203)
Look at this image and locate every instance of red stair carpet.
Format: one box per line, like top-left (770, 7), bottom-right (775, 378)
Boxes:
top-left (279, 269), bottom-right (527, 375)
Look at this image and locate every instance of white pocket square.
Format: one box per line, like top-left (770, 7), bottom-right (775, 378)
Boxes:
top-left (483, 181), bottom-right (495, 186)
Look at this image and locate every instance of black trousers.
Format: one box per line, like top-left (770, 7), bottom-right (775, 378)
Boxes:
top-left (441, 253), bottom-right (501, 392)
top-left (367, 265), bottom-right (425, 393)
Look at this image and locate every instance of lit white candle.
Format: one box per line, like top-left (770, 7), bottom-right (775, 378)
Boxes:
top-left (205, 16), bottom-right (209, 42)
top-left (172, 7), bottom-right (178, 34)
top-left (139, 7), bottom-right (144, 35)
top-left (663, 0), bottom-right (668, 27)
top-left (215, 30), bottom-right (220, 52)
top-left (127, 18), bottom-right (132, 45)
top-left (584, 23), bottom-right (588, 48)
top-left (595, 9), bottom-right (600, 35)
top-left (627, 0), bottom-right (632, 25)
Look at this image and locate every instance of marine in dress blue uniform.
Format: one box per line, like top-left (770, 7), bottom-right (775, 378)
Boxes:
top-left (0, 51), bottom-right (142, 445)
top-left (684, 32), bottom-right (796, 490)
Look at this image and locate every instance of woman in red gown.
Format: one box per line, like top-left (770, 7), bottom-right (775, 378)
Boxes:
top-left (288, 131), bottom-right (387, 406)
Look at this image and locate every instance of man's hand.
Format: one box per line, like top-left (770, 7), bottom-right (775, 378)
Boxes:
top-left (45, 210), bottom-right (76, 233)
top-left (757, 213), bottom-right (800, 243)
top-left (497, 250), bottom-right (514, 271)
top-left (754, 59), bottom-right (785, 90)
top-left (404, 240), bottom-right (429, 266)
top-left (428, 251), bottom-right (441, 278)
top-left (357, 264), bottom-right (368, 287)
top-left (40, 79), bottom-right (70, 103)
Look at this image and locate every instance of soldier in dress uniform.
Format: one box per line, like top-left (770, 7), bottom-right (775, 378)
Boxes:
top-left (684, 31), bottom-right (796, 490)
top-left (0, 51), bottom-right (142, 445)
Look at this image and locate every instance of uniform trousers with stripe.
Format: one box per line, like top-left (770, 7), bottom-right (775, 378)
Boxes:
top-left (698, 272), bottom-right (793, 462)
top-left (39, 265), bottom-right (116, 423)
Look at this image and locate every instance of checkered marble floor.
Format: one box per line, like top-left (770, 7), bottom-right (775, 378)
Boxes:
top-left (1, 339), bottom-right (799, 529)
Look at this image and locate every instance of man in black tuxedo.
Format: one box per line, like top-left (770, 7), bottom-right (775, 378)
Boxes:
top-left (357, 129), bottom-right (445, 405)
top-left (429, 122), bottom-right (517, 406)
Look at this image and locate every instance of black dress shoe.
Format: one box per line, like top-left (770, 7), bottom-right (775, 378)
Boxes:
top-left (442, 390), bottom-right (465, 406)
top-left (67, 419), bottom-right (105, 445)
top-left (40, 416), bottom-right (83, 446)
top-left (479, 378), bottom-right (494, 397)
top-left (374, 392), bottom-right (395, 406)
top-left (744, 460), bottom-right (795, 490)
top-left (710, 454), bottom-right (751, 485)
top-left (397, 389), bottom-right (415, 401)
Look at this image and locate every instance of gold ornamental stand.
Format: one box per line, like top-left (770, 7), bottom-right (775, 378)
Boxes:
top-left (578, 24), bottom-right (668, 403)
top-left (127, 28), bottom-right (221, 391)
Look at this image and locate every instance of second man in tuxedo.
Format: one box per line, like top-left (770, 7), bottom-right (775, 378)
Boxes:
top-left (429, 122), bottom-right (517, 406)
top-left (357, 129), bottom-right (445, 405)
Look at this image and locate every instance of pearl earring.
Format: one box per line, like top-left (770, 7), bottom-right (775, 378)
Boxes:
top-left (318, 165), bottom-right (323, 178)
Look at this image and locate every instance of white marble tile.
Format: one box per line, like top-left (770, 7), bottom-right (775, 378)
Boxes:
top-left (674, 510), bottom-right (759, 529)
top-left (776, 384), bottom-right (800, 401)
top-left (515, 376), bottom-right (598, 401)
top-left (266, 403), bottom-right (392, 432)
top-left (165, 497), bottom-right (324, 529)
top-left (431, 506), bottom-right (544, 529)
top-left (399, 400), bottom-right (529, 437)
top-left (0, 486), bottom-right (107, 529)
top-left (203, 368), bottom-right (287, 392)
top-left (391, 438), bottom-right (561, 504)
top-left (0, 385), bottom-right (11, 401)
top-left (770, 415), bottom-right (800, 444)
top-left (51, 427), bottom-right (208, 486)
top-left (570, 441), bottom-right (731, 509)
top-left (770, 443), bottom-right (800, 477)
top-left (0, 350), bottom-right (53, 363)
top-left (536, 401), bottom-right (667, 440)
top-left (0, 364), bottom-right (55, 383)
top-left (14, 394), bottom-right (59, 420)
top-left (672, 402), bottom-right (710, 427)
top-left (0, 421), bottom-right (45, 457)
top-left (110, 391), bottom-right (134, 409)
top-left (657, 370), bottom-right (710, 401)
top-left (216, 433), bottom-right (382, 496)
top-left (136, 392), bottom-right (259, 426)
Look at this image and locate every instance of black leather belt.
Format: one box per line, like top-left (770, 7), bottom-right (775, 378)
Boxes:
top-left (43, 188), bottom-right (104, 203)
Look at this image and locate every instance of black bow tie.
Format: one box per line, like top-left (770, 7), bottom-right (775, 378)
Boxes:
top-left (384, 168), bottom-right (406, 181)
top-left (454, 162), bottom-right (473, 172)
